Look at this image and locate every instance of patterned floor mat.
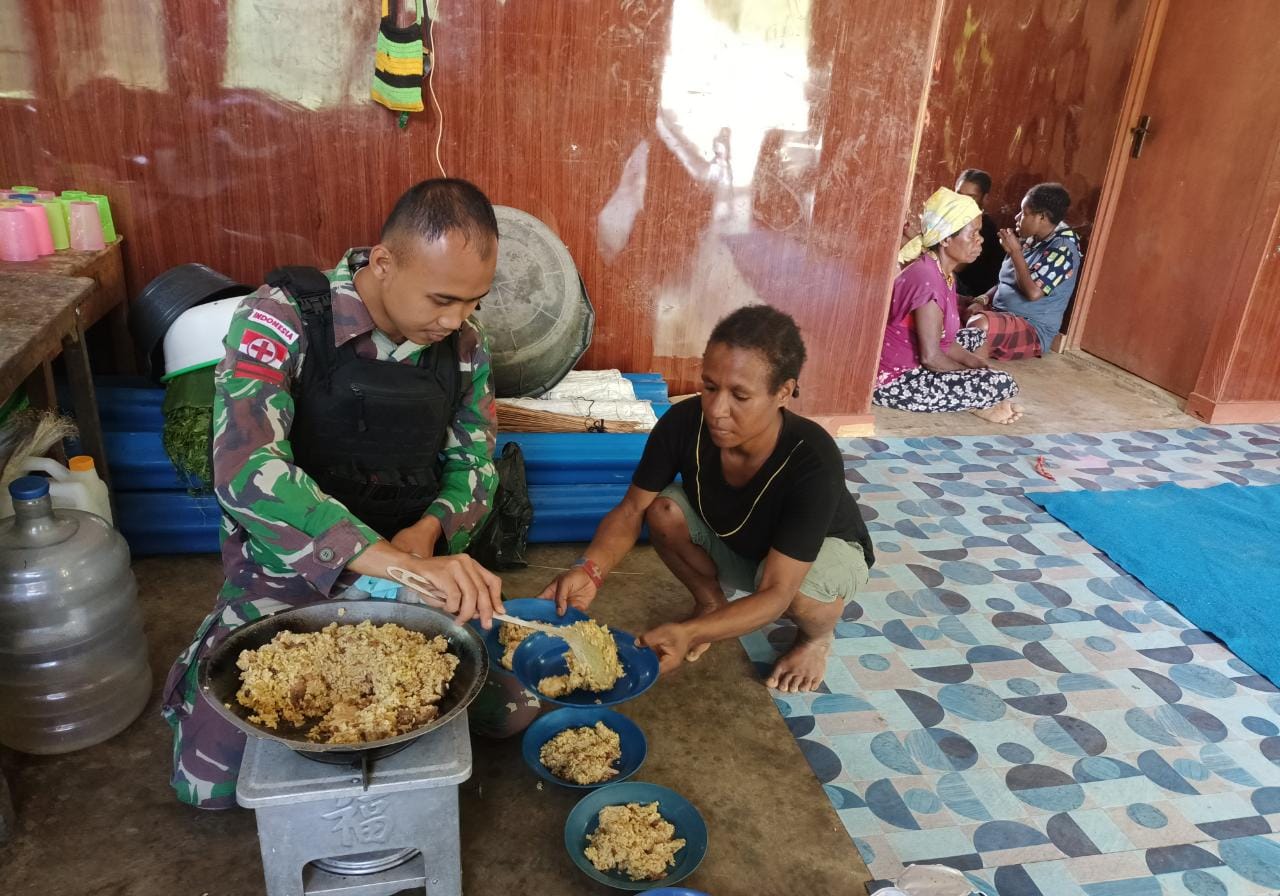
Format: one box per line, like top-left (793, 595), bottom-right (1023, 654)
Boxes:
top-left (741, 425), bottom-right (1280, 895)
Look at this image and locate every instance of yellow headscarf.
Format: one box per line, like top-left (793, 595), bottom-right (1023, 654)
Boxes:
top-left (897, 187), bottom-right (982, 265)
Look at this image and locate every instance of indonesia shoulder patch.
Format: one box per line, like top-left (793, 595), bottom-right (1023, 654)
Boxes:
top-left (247, 308), bottom-right (299, 345)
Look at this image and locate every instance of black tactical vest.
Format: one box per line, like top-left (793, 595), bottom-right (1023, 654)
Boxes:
top-left (270, 266), bottom-right (461, 540)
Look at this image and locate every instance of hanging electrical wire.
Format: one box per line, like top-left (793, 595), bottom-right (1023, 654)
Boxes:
top-left (427, 10), bottom-right (446, 177)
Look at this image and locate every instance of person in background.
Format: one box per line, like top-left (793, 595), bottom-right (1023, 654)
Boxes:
top-left (880, 188), bottom-right (1022, 424)
top-left (162, 179), bottom-right (507, 809)
top-left (963, 183), bottom-right (1082, 360)
top-left (953, 168), bottom-right (1006, 296)
top-left (539, 306), bottom-right (874, 694)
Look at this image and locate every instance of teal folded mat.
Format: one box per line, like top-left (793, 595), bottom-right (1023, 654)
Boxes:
top-left (1028, 482), bottom-right (1280, 687)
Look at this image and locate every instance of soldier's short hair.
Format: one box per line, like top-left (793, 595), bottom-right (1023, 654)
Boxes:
top-left (381, 178), bottom-right (499, 259)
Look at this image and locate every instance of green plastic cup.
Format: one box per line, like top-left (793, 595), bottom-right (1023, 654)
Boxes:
top-left (58, 193), bottom-right (87, 229)
top-left (38, 199), bottom-right (69, 250)
top-left (10, 185), bottom-right (38, 194)
top-left (86, 194), bottom-right (117, 243)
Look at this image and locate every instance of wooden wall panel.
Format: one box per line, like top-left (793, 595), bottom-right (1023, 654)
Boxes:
top-left (0, 0), bottom-right (944, 417)
top-left (1193, 178), bottom-right (1280, 412)
top-left (911, 0), bottom-right (1145, 237)
top-left (1223, 246), bottom-right (1280, 404)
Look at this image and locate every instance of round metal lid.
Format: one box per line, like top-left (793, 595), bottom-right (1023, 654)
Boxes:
top-left (312, 848), bottom-right (419, 876)
top-left (474, 206), bottom-right (594, 398)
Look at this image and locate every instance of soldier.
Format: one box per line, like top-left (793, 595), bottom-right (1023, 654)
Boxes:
top-left (162, 179), bottom-right (506, 809)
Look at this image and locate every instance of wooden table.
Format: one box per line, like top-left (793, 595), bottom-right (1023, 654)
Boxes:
top-left (0, 273), bottom-right (111, 485)
top-left (0, 241), bottom-right (132, 373)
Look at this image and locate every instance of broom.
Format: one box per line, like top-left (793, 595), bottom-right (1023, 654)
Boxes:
top-left (495, 402), bottom-right (649, 433)
top-left (0, 410), bottom-right (79, 491)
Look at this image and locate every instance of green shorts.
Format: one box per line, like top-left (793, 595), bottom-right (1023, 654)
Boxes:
top-left (657, 484), bottom-right (869, 603)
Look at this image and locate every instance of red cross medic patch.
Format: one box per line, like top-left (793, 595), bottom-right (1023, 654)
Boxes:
top-left (233, 329), bottom-right (289, 385)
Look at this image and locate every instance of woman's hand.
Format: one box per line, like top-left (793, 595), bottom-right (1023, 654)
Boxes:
top-left (537, 567), bottom-right (598, 615)
top-left (997, 228), bottom-right (1023, 255)
top-left (638, 622), bottom-right (693, 676)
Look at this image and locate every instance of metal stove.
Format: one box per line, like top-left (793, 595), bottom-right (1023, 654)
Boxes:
top-left (236, 711), bottom-right (472, 896)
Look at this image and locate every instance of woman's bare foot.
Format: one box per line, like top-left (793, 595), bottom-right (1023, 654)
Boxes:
top-left (684, 597), bottom-right (727, 662)
top-left (765, 631), bottom-right (832, 692)
top-left (1009, 402), bottom-right (1025, 422)
top-left (971, 400), bottom-right (1017, 424)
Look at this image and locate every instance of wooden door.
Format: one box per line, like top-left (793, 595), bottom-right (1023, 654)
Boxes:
top-left (1079, 1), bottom-right (1280, 397)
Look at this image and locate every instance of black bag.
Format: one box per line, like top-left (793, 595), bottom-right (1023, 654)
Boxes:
top-left (465, 441), bottom-right (533, 570)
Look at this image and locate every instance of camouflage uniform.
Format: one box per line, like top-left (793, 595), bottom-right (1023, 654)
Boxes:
top-left (161, 248), bottom-right (497, 809)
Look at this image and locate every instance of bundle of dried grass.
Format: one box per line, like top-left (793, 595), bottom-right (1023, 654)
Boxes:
top-left (496, 402), bottom-right (649, 433)
top-left (0, 410), bottom-right (79, 490)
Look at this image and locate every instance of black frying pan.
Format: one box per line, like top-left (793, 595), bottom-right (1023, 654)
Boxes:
top-left (196, 600), bottom-right (488, 754)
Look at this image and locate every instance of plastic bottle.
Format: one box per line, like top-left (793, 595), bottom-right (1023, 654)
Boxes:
top-left (0, 455), bottom-right (112, 524)
top-left (66, 455), bottom-right (112, 524)
top-left (0, 476), bottom-right (150, 754)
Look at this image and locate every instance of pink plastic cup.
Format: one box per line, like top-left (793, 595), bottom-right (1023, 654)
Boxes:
top-left (0, 207), bottom-right (38, 261)
top-left (68, 201), bottom-right (105, 251)
top-left (18, 203), bottom-right (54, 255)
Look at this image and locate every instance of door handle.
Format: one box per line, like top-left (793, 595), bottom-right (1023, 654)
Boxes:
top-left (1130, 115), bottom-right (1152, 159)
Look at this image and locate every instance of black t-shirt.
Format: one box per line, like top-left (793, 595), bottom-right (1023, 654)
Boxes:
top-left (957, 213), bottom-right (1006, 297)
top-left (632, 398), bottom-right (874, 567)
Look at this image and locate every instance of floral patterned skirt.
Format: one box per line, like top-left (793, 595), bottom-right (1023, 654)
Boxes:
top-left (873, 328), bottom-right (1019, 412)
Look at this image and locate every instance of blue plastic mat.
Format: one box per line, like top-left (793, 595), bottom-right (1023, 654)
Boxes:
top-left (1028, 481), bottom-right (1280, 688)
top-left (758, 426), bottom-right (1280, 892)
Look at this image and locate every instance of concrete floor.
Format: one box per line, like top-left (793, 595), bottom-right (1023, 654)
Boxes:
top-left (872, 349), bottom-right (1198, 437)
top-left (0, 545), bottom-right (871, 895)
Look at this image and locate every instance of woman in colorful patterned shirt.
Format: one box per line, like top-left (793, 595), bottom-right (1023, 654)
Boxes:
top-left (963, 183), bottom-right (1082, 359)
top-left (876, 188), bottom-right (1022, 424)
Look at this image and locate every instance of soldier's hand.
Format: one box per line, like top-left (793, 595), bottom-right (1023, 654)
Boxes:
top-left (402, 554), bottom-right (504, 629)
top-left (353, 541), bottom-right (504, 628)
top-left (391, 516), bottom-right (443, 559)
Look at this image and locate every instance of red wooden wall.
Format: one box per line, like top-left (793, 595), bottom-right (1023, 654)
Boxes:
top-left (910, 0), bottom-right (1146, 239)
top-left (0, 0), bottom-right (944, 418)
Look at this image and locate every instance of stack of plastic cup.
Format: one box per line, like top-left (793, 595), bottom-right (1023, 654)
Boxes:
top-left (87, 195), bottom-right (117, 243)
top-left (37, 199), bottom-right (69, 250)
top-left (17, 204), bottom-right (53, 255)
top-left (0, 207), bottom-right (38, 261)
top-left (58, 190), bottom-right (88, 225)
top-left (68, 201), bottom-right (105, 251)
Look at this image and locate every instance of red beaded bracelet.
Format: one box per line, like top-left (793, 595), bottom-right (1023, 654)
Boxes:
top-left (574, 556), bottom-right (604, 589)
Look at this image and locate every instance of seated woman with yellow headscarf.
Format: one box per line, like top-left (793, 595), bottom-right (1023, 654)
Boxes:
top-left (877, 188), bottom-right (1023, 424)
